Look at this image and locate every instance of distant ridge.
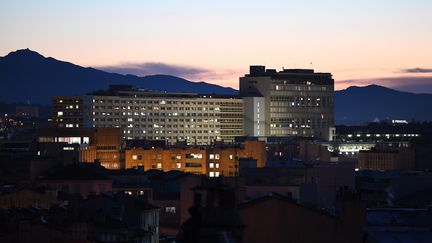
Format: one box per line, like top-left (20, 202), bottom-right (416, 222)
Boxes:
top-left (0, 49), bottom-right (238, 105)
top-left (1, 49), bottom-right (431, 124)
top-left (334, 85), bottom-right (432, 124)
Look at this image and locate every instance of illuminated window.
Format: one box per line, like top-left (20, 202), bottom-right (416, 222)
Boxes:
top-left (215, 163), bottom-right (219, 169)
top-left (215, 172), bottom-right (220, 177)
top-left (165, 207), bottom-right (176, 213)
top-left (209, 172), bottom-right (215, 177)
top-left (57, 111), bottom-right (63, 116)
top-left (157, 163), bottom-right (162, 169)
top-left (209, 154), bottom-right (214, 159)
top-left (176, 163), bottom-right (182, 169)
top-left (209, 163), bottom-right (214, 168)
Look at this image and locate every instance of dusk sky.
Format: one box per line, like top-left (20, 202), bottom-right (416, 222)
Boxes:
top-left (1, 0), bottom-right (432, 92)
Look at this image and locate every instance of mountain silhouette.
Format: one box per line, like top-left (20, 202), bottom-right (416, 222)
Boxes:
top-left (0, 49), bottom-right (237, 104)
top-left (335, 85), bottom-right (432, 124)
top-left (1, 49), bottom-right (431, 124)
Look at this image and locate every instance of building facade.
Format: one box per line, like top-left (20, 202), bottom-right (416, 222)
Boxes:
top-left (38, 127), bottom-right (124, 169)
top-left (52, 96), bottom-right (84, 128)
top-left (74, 85), bottom-right (244, 145)
top-left (357, 147), bottom-right (415, 171)
top-left (125, 139), bottom-right (266, 177)
top-left (240, 66), bottom-right (334, 140)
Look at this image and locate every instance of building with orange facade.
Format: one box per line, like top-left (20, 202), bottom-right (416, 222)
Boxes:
top-left (38, 127), bottom-right (265, 175)
top-left (125, 140), bottom-right (266, 177)
top-left (38, 127), bottom-right (124, 169)
top-left (79, 128), bottom-right (123, 169)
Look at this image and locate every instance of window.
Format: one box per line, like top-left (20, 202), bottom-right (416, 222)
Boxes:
top-left (215, 172), bottom-right (220, 177)
top-left (186, 153), bottom-right (202, 159)
top-left (157, 163), bottom-right (162, 169)
top-left (57, 111), bottom-right (63, 116)
top-left (165, 207), bottom-right (176, 213)
top-left (209, 163), bottom-right (214, 168)
top-left (176, 163), bottom-right (182, 169)
top-left (185, 162), bottom-right (202, 168)
top-left (209, 172), bottom-right (215, 177)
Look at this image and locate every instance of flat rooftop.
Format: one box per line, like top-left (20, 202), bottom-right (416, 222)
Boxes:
top-left (88, 85), bottom-right (240, 99)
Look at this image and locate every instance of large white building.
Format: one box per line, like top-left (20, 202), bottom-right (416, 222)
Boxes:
top-left (240, 66), bottom-right (335, 140)
top-left (81, 85), bottom-right (243, 145)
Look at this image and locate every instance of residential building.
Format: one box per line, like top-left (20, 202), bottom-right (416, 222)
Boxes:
top-left (239, 161), bottom-right (356, 211)
top-left (356, 170), bottom-right (432, 207)
top-left (358, 146), bottom-right (415, 171)
top-left (37, 164), bottom-right (113, 198)
top-left (38, 127), bottom-right (123, 169)
top-left (240, 66), bottom-right (334, 140)
top-left (52, 96), bottom-right (84, 128)
top-left (180, 181), bottom-right (244, 243)
top-left (363, 208), bottom-right (432, 243)
top-left (0, 188), bottom-right (59, 209)
top-left (239, 193), bottom-right (365, 243)
top-left (125, 139), bottom-right (266, 176)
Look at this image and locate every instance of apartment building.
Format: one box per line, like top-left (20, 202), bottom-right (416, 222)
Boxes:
top-left (358, 146), bottom-right (415, 171)
top-left (125, 140), bottom-right (266, 177)
top-left (38, 127), bottom-right (123, 169)
top-left (52, 96), bottom-right (84, 128)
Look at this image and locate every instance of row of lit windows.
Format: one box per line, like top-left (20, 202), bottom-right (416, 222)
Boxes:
top-left (270, 96), bottom-right (324, 102)
top-left (123, 130), bottom-right (221, 134)
top-left (94, 112), bottom-right (223, 117)
top-left (132, 153), bottom-right (228, 160)
top-left (270, 101), bottom-right (330, 109)
top-left (93, 98), bottom-right (242, 106)
top-left (125, 136), bottom-right (221, 141)
top-left (94, 106), bottom-right (222, 111)
top-left (273, 84), bottom-right (330, 92)
top-left (56, 99), bottom-right (81, 104)
top-left (95, 117), bottom-right (220, 123)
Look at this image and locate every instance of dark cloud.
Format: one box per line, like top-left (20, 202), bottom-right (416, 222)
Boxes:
top-left (99, 62), bottom-right (210, 79)
top-left (337, 76), bottom-right (432, 94)
top-left (98, 62), bottom-right (241, 84)
top-left (401, 68), bottom-right (432, 73)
